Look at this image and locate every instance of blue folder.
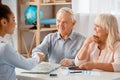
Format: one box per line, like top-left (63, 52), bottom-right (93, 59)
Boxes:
top-left (40, 18), bottom-right (56, 25)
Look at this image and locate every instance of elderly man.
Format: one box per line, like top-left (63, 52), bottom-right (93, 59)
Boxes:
top-left (32, 7), bottom-right (85, 66)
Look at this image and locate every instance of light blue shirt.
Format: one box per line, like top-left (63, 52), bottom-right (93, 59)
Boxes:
top-left (0, 37), bottom-right (39, 80)
top-left (32, 31), bottom-right (85, 64)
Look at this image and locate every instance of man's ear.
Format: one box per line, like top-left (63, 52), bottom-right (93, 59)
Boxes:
top-left (72, 20), bottom-right (76, 28)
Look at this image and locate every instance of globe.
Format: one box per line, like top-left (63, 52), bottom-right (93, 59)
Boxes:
top-left (24, 5), bottom-right (43, 24)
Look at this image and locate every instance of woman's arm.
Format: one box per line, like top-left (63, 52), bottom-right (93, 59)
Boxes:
top-left (79, 62), bottom-right (114, 72)
top-left (3, 44), bottom-right (42, 70)
top-left (79, 42), bottom-right (120, 72)
top-left (77, 35), bottom-right (99, 60)
top-left (111, 42), bottom-right (120, 72)
top-left (75, 35), bottom-right (99, 66)
top-left (75, 42), bottom-right (90, 66)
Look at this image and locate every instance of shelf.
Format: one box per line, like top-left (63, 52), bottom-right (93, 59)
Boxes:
top-left (40, 27), bottom-right (57, 31)
top-left (21, 27), bottom-right (57, 32)
top-left (41, 2), bottom-right (71, 5)
top-left (26, 2), bottom-right (71, 6)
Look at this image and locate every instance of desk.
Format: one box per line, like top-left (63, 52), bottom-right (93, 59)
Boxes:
top-left (16, 66), bottom-right (120, 80)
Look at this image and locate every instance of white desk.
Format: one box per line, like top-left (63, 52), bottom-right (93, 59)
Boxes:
top-left (16, 66), bottom-right (120, 80)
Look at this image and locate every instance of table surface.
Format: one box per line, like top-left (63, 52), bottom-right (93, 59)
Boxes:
top-left (16, 64), bottom-right (120, 80)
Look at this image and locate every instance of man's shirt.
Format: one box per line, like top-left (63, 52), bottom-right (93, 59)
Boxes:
top-left (32, 31), bottom-right (85, 63)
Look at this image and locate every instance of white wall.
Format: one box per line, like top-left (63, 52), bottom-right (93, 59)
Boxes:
top-left (73, 13), bottom-right (90, 37)
top-left (73, 13), bottom-right (120, 37)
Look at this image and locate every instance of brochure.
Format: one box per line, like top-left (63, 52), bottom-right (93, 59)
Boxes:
top-left (22, 62), bottom-right (61, 74)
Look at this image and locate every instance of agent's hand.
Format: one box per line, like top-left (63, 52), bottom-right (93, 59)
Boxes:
top-left (33, 52), bottom-right (45, 63)
top-left (60, 58), bottom-right (74, 67)
top-left (38, 52), bottom-right (45, 63)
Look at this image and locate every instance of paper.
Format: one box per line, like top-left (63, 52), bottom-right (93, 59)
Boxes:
top-left (22, 62), bottom-right (61, 74)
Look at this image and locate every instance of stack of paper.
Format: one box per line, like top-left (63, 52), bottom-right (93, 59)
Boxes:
top-left (22, 62), bottom-right (61, 74)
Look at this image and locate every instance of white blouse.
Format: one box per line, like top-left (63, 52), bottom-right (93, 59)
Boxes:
top-left (75, 41), bottom-right (120, 72)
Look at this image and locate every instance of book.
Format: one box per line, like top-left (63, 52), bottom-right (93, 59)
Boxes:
top-left (22, 62), bottom-right (61, 74)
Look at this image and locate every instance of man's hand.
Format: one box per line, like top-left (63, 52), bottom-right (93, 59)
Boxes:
top-left (60, 58), bottom-right (74, 67)
top-left (34, 52), bottom-right (45, 63)
top-left (38, 52), bottom-right (45, 63)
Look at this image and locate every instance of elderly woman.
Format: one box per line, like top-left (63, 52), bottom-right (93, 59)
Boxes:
top-left (75, 14), bottom-right (120, 72)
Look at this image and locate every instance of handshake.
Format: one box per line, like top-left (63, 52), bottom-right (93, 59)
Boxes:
top-left (33, 52), bottom-right (45, 63)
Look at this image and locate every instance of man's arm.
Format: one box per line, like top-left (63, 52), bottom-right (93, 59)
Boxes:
top-left (32, 34), bottom-right (51, 55)
top-left (60, 58), bottom-right (74, 67)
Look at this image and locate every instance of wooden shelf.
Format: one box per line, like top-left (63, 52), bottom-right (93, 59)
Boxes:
top-left (40, 27), bottom-right (57, 31)
top-left (26, 2), bottom-right (71, 6)
top-left (21, 27), bottom-right (57, 32)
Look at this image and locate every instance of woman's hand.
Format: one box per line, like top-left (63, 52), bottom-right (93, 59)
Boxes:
top-left (79, 62), bottom-right (95, 70)
top-left (76, 35), bottom-right (100, 62)
top-left (84, 35), bottom-right (99, 45)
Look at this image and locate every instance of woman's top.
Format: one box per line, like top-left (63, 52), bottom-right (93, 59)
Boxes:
top-left (75, 41), bottom-right (120, 72)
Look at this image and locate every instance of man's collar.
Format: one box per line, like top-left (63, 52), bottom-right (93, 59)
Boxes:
top-left (69, 30), bottom-right (74, 40)
top-left (56, 31), bottom-right (74, 40)
top-left (56, 32), bottom-right (61, 40)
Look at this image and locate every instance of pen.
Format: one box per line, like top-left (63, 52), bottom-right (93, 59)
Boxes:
top-left (70, 71), bottom-right (82, 73)
top-left (50, 74), bottom-right (57, 76)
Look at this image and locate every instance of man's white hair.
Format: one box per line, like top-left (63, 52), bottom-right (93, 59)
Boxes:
top-left (56, 7), bottom-right (75, 22)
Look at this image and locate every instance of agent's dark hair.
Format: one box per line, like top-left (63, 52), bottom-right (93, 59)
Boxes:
top-left (0, 4), bottom-right (12, 22)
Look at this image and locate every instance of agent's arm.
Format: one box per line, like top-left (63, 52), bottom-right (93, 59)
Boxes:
top-left (3, 43), bottom-right (44, 70)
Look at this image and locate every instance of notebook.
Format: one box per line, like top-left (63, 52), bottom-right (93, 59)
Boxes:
top-left (22, 62), bottom-right (61, 74)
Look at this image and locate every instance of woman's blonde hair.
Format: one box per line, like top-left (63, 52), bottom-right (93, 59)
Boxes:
top-left (95, 14), bottom-right (120, 51)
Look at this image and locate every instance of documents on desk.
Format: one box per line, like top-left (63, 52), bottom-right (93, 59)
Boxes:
top-left (16, 62), bottom-right (120, 80)
top-left (22, 62), bottom-right (60, 74)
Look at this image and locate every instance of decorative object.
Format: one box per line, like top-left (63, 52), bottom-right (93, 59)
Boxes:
top-left (24, 5), bottom-right (43, 24)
